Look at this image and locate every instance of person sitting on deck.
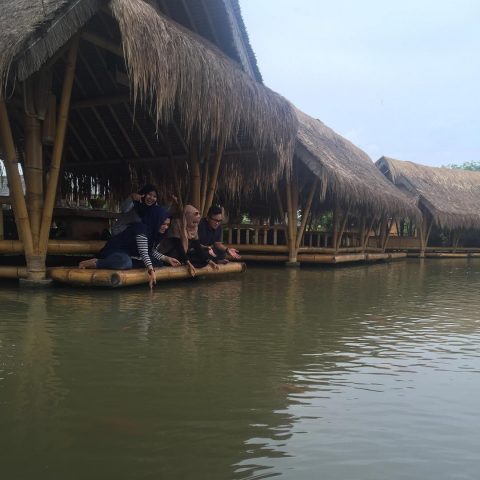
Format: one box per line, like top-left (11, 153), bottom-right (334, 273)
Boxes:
top-left (111, 184), bottom-right (159, 236)
top-left (198, 205), bottom-right (241, 264)
top-left (158, 205), bottom-right (218, 277)
top-left (79, 205), bottom-right (181, 288)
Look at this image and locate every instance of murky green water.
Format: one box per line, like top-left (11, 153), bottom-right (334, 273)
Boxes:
top-left (1, 260), bottom-right (480, 480)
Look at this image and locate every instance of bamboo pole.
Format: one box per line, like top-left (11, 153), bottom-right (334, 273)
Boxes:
top-left (199, 135), bottom-right (212, 214)
top-left (363, 216), bottom-right (377, 250)
top-left (189, 144), bottom-right (201, 208)
top-left (295, 177), bottom-right (318, 251)
top-left (199, 155), bottom-right (209, 215)
top-left (0, 266), bottom-right (28, 279)
top-left (298, 253), bottom-right (366, 264)
top-left (240, 254), bottom-right (289, 262)
top-left (382, 218), bottom-right (395, 251)
top-left (49, 262), bottom-right (245, 287)
top-left (38, 36), bottom-right (79, 259)
top-left (0, 100), bottom-right (34, 258)
top-left (359, 216), bottom-right (366, 251)
top-left (275, 187), bottom-right (284, 222)
top-left (0, 239), bottom-right (105, 254)
top-left (335, 206), bottom-right (350, 251)
top-left (24, 111), bottom-right (44, 248)
top-left (419, 216), bottom-right (434, 257)
top-left (203, 139), bottom-right (224, 216)
top-left (285, 179), bottom-right (297, 262)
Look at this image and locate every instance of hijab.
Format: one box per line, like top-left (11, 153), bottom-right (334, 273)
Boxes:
top-left (99, 205), bottom-right (169, 258)
top-left (135, 184), bottom-right (159, 218)
top-left (138, 205), bottom-right (170, 247)
top-left (169, 204), bottom-right (200, 252)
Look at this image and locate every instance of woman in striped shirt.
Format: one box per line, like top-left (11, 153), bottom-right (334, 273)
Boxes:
top-left (79, 205), bottom-right (181, 288)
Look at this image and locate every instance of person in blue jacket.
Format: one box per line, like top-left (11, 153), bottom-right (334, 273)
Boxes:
top-left (79, 205), bottom-right (180, 288)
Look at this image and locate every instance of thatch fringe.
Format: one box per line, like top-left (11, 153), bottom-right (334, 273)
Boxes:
top-left (0, 0), bottom-right (100, 93)
top-left (109, 0), bottom-right (297, 169)
top-left (377, 156), bottom-right (480, 230)
top-left (295, 109), bottom-right (420, 220)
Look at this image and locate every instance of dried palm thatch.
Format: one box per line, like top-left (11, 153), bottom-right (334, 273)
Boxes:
top-left (295, 109), bottom-right (419, 219)
top-left (0, 0), bottom-right (99, 91)
top-left (109, 0), bottom-right (297, 168)
top-left (376, 156), bottom-right (480, 230)
top-left (0, 0), bottom-right (297, 176)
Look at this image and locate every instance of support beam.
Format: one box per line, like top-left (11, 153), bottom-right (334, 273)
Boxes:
top-left (285, 177), bottom-right (299, 264)
top-left (38, 37), bottom-right (79, 262)
top-left (275, 188), bottom-right (284, 222)
top-left (24, 112), bottom-right (44, 246)
top-left (382, 217), bottom-right (395, 251)
top-left (335, 206), bottom-right (350, 252)
top-left (295, 177), bottom-right (319, 250)
top-left (81, 32), bottom-right (123, 57)
top-left (203, 140), bottom-right (224, 216)
top-left (189, 145), bottom-right (201, 208)
top-left (0, 100), bottom-right (34, 257)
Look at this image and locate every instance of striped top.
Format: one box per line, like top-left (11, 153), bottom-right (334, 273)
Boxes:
top-left (134, 234), bottom-right (165, 269)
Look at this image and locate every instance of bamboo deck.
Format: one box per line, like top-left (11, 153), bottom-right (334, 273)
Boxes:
top-left (48, 262), bottom-right (246, 288)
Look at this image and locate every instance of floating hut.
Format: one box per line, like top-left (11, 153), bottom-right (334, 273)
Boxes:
top-left (0, 0), bottom-right (298, 283)
top-left (376, 156), bottom-right (480, 256)
top-left (228, 110), bottom-right (420, 265)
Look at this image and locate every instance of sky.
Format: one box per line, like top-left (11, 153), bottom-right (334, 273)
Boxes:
top-left (241, 0), bottom-right (480, 167)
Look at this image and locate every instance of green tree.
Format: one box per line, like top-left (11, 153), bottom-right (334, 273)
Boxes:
top-left (447, 161), bottom-right (480, 171)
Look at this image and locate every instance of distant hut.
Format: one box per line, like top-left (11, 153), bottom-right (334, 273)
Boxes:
top-left (281, 110), bottom-right (419, 263)
top-left (376, 156), bottom-right (480, 255)
top-left (0, 0), bottom-right (298, 282)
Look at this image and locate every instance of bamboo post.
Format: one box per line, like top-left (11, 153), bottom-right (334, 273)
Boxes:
top-left (0, 100), bottom-right (34, 258)
top-left (334, 205), bottom-right (350, 252)
top-left (189, 145), bottom-right (201, 208)
top-left (24, 111), bottom-right (44, 247)
top-left (199, 155), bottom-right (209, 215)
top-left (38, 36), bottom-right (79, 263)
top-left (359, 216), bottom-right (366, 251)
top-left (452, 231), bottom-right (461, 252)
top-left (419, 216), bottom-right (433, 257)
top-left (363, 216), bottom-right (376, 250)
top-left (295, 177), bottom-right (318, 250)
top-left (275, 187), bottom-right (284, 222)
top-left (285, 180), bottom-right (297, 263)
top-left (203, 139), bottom-right (224, 216)
top-left (332, 203), bottom-right (339, 250)
top-left (377, 217), bottom-right (388, 249)
top-left (0, 208), bottom-right (3, 240)
top-left (382, 218), bottom-right (395, 251)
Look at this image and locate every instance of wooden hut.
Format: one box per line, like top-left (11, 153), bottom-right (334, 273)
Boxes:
top-left (229, 110), bottom-right (420, 265)
top-left (376, 156), bottom-right (480, 256)
top-left (0, 0), bottom-right (298, 283)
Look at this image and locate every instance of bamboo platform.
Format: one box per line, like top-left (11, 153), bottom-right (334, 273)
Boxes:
top-left (48, 262), bottom-right (246, 288)
top-left (425, 252), bottom-right (471, 258)
top-left (240, 252), bottom-right (406, 264)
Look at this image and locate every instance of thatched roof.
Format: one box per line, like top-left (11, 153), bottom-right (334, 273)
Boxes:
top-left (0, 0), bottom-right (261, 87)
top-left (110, 0), bottom-right (296, 161)
top-left (0, 0), bottom-right (297, 200)
top-left (0, 0), bottom-right (294, 159)
top-left (294, 109), bottom-right (419, 219)
top-left (376, 156), bottom-right (480, 229)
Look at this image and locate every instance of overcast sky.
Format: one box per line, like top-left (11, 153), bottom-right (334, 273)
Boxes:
top-left (241, 0), bottom-right (480, 167)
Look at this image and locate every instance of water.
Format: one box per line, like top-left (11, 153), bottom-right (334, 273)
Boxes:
top-left (1, 259), bottom-right (480, 480)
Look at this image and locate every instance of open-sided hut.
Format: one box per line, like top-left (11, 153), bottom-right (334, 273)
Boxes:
top-left (0, 0), bottom-right (298, 282)
top-left (281, 110), bottom-right (420, 263)
top-left (376, 156), bottom-right (480, 254)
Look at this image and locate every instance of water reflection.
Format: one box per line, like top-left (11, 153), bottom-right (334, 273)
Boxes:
top-left (1, 260), bottom-right (480, 479)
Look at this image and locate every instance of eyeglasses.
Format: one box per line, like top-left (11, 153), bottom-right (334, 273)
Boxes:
top-left (209, 217), bottom-right (222, 224)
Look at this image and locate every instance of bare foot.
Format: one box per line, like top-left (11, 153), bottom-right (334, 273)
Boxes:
top-left (79, 258), bottom-right (98, 269)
